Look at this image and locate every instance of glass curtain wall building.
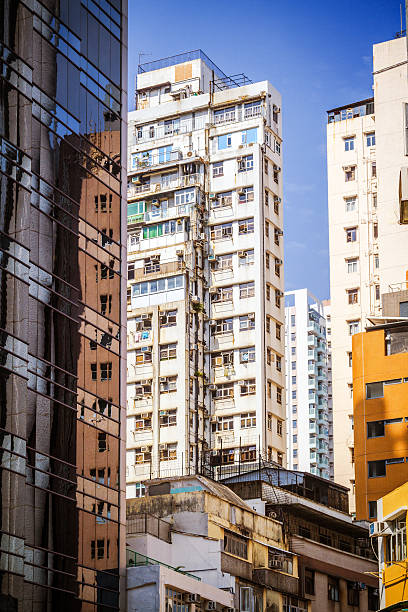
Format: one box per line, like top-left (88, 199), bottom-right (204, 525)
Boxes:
top-left (0, 1), bottom-right (127, 610)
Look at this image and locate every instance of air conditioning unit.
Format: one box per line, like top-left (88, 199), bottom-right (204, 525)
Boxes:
top-left (151, 254), bottom-right (160, 260)
top-left (131, 176), bottom-right (141, 184)
top-left (238, 380), bottom-right (245, 385)
top-left (237, 156), bottom-right (243, 162)
top-left (160, 377), bottom-right (167, 383)
top-left (238, 144), bottom-right (244, 149)
top-left (176, 249), bottom-right (184, 255)
top-left (206, 602), bottom-right (216, 611)
top-left (200, 232), bottom-right (206, 240)
top-left (152, 198), bottom-right (159, 205)
top-left (208, 384), bottom-right (217, 390)
top-left (208, 254), bottom-right (215, 261)
top-left (177, 219), bottom-right (183, 225)
top-left (369, 521), bottom-right (390, 537)
top-left (237, 188), bottom-right (245, 195)
top-left (238, 250), bottom-right (246, 257)
top-left (141, 413), bottom-right (150, 419)
top-left (191, 295), bottom-right (200, 303)
top-left (209, 193), bottom-right (217, 200)
top-left (140, 446), bottom-right (148, 452)
top-left (277, 229), bottom-right (283, 236)
top-left (159, 444), bottom-right (166, 450)
top-left (141, 346), bottom-right (149, 352)
top-left (141, 313), bottom-right (149, 320)
top-left (209, 319), bottom-right (216, 326)
top-left (209, 287), bottom-right (217, 294)
top-left (186, 594), bottom-right (201, 603)
top-left (192, 343), bottom-right (198, 350)
top-left (248, 313), bottom-right (255, 320)
top-left (274, 196), bottom-right (281, 203)
top-left (274, 165), bottom-right (281, 172)
top-left (276, 258), bottom-right (283, 265)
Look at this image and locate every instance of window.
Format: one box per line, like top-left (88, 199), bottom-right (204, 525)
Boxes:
top-left (368, 587), bottom-right (379, 611)
top-left (210, 222), bottom-right (232, 240)
top-left (241, 445), bottom-right (257, 462)
top-left (239, 314), bottom-right (255, 331)
top-left (100, 362), bottom-right (112, 381)
top-left (238, 249), bottom-right (254, 266)
top-left (239, 186), bottom-right (254, 204)
top-left (135, 380), bottom-right (152, 399)
top-left (293, 449), bottom-right (298, 457)
top-left (218, 133), bottom-right (232, 149)
top-left (211, 351), bottom-right (233, 367)
top-left (366, 132), bottom-right (376, 147)
top-left (345, 166), bottom-right (356, 181)
top-left (344, 137), bottom-right (355, 151)
top-left (275, 290), bottom-right (282, 308)
top-left (214, 318), bottom-right (233, 335)
top-left (367, 420), bottom-right (384, 438)
top-left (276, 323), bottom-right (281, 340)
top-left (135, 347), bottom-right (152, 364)
top-left (291, 314), bottom-right (296, 327)
top-left (266, 347), bottom-right (272, 365)
top-left (374, 254), bottom-right (379, 269)
top-left (160, 443), bottom-right (177, 461)
top-left (292, 376), bottom-right (296, 384)
top-left (368, 459), bottom-right (386, 478)
top-left (347, 258), bottom-right (358, 273)
top-left (346, 227), bottom-right (357, 242)
top-left (132, 275), bottom-right (184, 297)
top-left (135, 482), bottom-right (146, 498)
top-left (221, 448), bottom-right (235, 464)
top-left (276, 356), bottom-right (282, 371)
top-left (240, 282), bottom-right (255, 299)
top-left (134, 413), bottom-right (152, 430)
top-left (244, 100), bottom-right (262, 118)
top-left (127, 262), bottom-right (135, 280)
top-left (266, 284), bottom-right (271, 301)
top-left (238, 217), bottom-right (254, 234)
top-left (240, 379), bottom-right (256, 396)
top-left (264, 159), bottom-right (268, 174)
top-left (277, 420), bottom-right (283, 436)
top-left (291, 361), bottom-right (296, 370)
top-left (213, 383), bottom-right (234, 399)
top-left (212, 415), bottom-right (234, 432)
top-left (277, 451), bottom-right (283, 466)
top-left (241, 127), bottom-right (258, 144)
top-left (224, 531), bottom-right (248, 559)
top-left (292, 420), bottom-right (297, 429)
top-left (240, 347), bottom-right (255, 363)
top-left (265, 221), bottom-right (269, 237)
top-left (213, 253), bottom-right (233, 270)
top-left (304, 569), bottom-right (315, 595)
top-left (348, 352), bottom-right (353, 367)
top-left (328, 577), bottom-right (340, 602)
top-left (293, 435), bottom-right (297, 443)
top-left (347, 583), bottom-right (359, 606)
top-left (214, 105), bottom-right (235, 124)
top-left (160, 309), bottom-right (177, 327)
top-left (212, 285), bottom-right (233, 303)
top-left (366, 381), bottom-right (383, 399)
top-left (277, 387), bottom-right (282, 404)
top-left (385, 517), bottom-right (407, 564)
top-left (160, 343), bottom-right (177, 360)
top-left (274, 196), bottom-right (280, 215)
top-left (345, 196), bottom-right (357, 212)
top-left (91, 363), bottom-right (97, 381)
top-left (371, 162), bottom-right (376, 177)
top-left (91, 539), bottom-right (106, 560)
top-left (135, 446), bottom-right (152, 464)
top-left (175, 188), bottom-right (195, 206)
top-left (160, 376), bottom-right (177, 393)
top-left (267, 413), bottom-right (272, 430)
top-left (241, 412), bottom-right (256, 428)
top-left (264, 190), bottom-right (269, 207)
top-left (347, 288), bottom-right (359, 304)
top-left (368, 501), bottom-right (377, 519)
top-left (212, 161), bottom-right (224, 177)
top-left (373, 222), bottom-right (378, 239)
top-left (292, 391), bottom-right (297, 399)
top-left (348, 320), bottom-right (360, 335)
top-left (274, 228), bottom-right (281, 245)
top-left (238, 154), bottom-right (253, 172)
top-left (160, 409), bottom-right (177, 427)
top-left (275, 258), bottom-right (281, 277)
top-left (266, 316), bottom-right (271, 333)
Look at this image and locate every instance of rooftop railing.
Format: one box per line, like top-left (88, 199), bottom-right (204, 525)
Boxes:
top-left (127, 513), bottom-right (171, 543)
top-left (126, 549), bottom-right (201, 581)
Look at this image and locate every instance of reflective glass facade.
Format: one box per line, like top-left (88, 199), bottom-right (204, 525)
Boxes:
top-left (0, 1), bottom-right (127, 609)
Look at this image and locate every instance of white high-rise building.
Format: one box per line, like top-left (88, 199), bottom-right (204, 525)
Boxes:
top-left (322, 299), bottom-right (334, 480)
top-left (285, 289), bottom-right (330, 479)
top-left (327, 34), bottom-right (408, 511)
top-left (126, 51), bottom-right (285, 497)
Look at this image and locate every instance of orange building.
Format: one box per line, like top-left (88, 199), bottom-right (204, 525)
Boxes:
top-left (353, 318), bottom-right (408, 521)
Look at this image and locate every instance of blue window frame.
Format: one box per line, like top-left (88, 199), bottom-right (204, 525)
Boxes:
top-left (344, 137), bottom-right (355, 152)
top-left (241, 127), bottom-right (257, 145)
top-left (366, 133), bottom-right (375, 147)
top-left (218, 134), bottom-right (232, 150)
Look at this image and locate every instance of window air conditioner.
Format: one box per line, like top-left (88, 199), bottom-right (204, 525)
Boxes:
top-left (140, 446), bottom-right (148, 452)
top-left (141, 346), bottom-right (149, 352)
top-left (141, 413), bottom-right (150, 418)
top-left (160, 377), bottom-right (167, 383)
top-left (238, 250), bottom-right (246, 257)
top-left (238, 380), bottom-right (245, 385)
top-left (140, 379), bottom-right (148, 385)
top-left (159, 444), bottom-right (166, 450)
top-left (141, 314), bottom-right (149, 319)
top-left (151, 255), bottom-right (160, 260)
top-left (208, 254), bottom-right (215, 261)
top-left (200, 232), bottom-right (206, 240)
top-left (237, 156), bottom-right (243, 162)
top-left (237, 188), bottom-right (245, 195)
top-left (209, 193), bottom-right (217, 199)
top-left (369, 521), bottom-right (390, 537)
top-left (152, 198), bottom-right (159, 205)
top-left (248, 313), bottom-right (255, 319)
top-left (191, 295), bottom-right (200, 303)
top-left (176, 249), bottom-right (184, 255)
top-left (209, 320), bottom-right (216, 325)
top-left (209, 287), bottom-right (217, 294)
top-left (209, 384), bottom-right (217, 390)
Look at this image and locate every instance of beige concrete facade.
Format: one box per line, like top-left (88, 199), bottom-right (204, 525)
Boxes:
top-left (327, 35), bottom-right (408, 512)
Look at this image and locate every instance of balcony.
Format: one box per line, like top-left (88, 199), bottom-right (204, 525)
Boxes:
top-left (127, 513), bottom-right (171, 543)
top-left (128, 173), bottom-right (203, 200)
top-left (132, 260), bottom-right (185, 281)
top-left (307, 321), bottom-right (320, 335)
top-left (307, 335), bottom-right (317, 348)
top-left (131, 149), bottom-right (183, 172)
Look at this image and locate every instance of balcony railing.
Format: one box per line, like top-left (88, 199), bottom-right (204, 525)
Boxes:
top-left (132, 260), bottom-right (185, 281)
top-left (131, 149), bottom-right (183, 171)
top-left (126, 549), bottom-right (201, 580)
top-left (128, 173), bottom-right (203, 199)
top-left (127, 513), bottom-right (171, 543)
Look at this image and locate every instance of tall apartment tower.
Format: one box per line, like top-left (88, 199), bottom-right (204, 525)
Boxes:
top-left (322, 299), bottom-right (334, 480)
top-left (327, 34), bottom-right (408, 511)
top-left (0, 2), bottom-right (127, 610)
top-left (126, 51), bottom-right (285, 495)
top-left (285, 290), bottom-right (330, 479)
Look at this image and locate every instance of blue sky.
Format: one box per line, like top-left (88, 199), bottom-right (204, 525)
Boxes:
top-left (128, 0), bottom-right (402, 300)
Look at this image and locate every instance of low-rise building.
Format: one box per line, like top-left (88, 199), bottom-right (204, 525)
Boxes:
top-left (222, 465), bottom-right (379, 612)
top-left (373, 481), bottom-right (408, 612)
top-left (126, 474), bottom-right (307, 611)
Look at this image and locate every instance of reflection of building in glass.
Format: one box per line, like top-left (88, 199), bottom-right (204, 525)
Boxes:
top-left (0, 1), bottom-right (127, 609)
